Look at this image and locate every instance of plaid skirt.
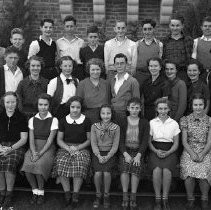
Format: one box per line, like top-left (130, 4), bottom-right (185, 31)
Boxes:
top-left (119, 148), bottom-right (145, 178)
top-left (0, 142), bottom-right (25, 174)
top-left (52, 148), bottom-right (91, 179)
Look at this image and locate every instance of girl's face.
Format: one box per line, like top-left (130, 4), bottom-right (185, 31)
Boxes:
top-left (100, 107), bottom-right (112, 124)
top-left (60, 60), bottom-right (73, 77)
top-left (38, 98), bottom-right (49, 116)
top-left (89, 64), bottom-right (101, 79)
top-left (157, 103), bottom-right (170, 118)
top-left (148, 60), bottom-right (161, 77)
top-left (127, 102), bottom-right (141, 118)
top-left (4, 95), bottom-right (17, 113)
top-left (165, 63), bottom-right (177, 80)
top-left (187, 64), bottom-right (200, 82)
top-left (70, 101), bottom-right (81, 118)
top-left (192, 98), bottom-right (204, 115)
top-left (30, 59), bottom-right (41, 77)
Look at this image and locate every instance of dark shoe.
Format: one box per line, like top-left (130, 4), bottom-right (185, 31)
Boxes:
top-left (185, 200), bottom-right (195, 210)
top-left (64, 191), bottom-right (71, 206)
top-left (37, 195), bottom-right (44, 205)
top-left (0, 194), bottom-right (5, 207)
top-left (153, 199), bottom-right (162, 210)
top-left (93, 196), bottom-right (101, 208)
top-left (201, 200), bottom-right (209, 210)
top-left (103, 195), bottom-right (110, 209)
top-left (122, 192), bottom-right (129, 210)
top-left (71, 192), bottom-right (79, 209)
top-left (130, 200), bottom-right (137, 210)
top-left (2, 194), bottom-right (13, 209)
top-left (30, 194), bottom-right (37, 204)
top-left (163, 199), bottom-right (170, 210)
top-left (122, 200), bottom-right (129, 210)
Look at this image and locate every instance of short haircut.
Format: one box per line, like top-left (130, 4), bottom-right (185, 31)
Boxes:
top-left (154, 97), bottom-right (171, 110)
top-left (4, 46), bottom-right (19, 57)
top-left (40, 19), bottom-right (54, 27)
top-left (115, 19), bottom-right (127, 26)
top-left (127, 97), bottom-right (142, 107)
top-left (164, 59), bottom-right (178, 70)
top-left (87, 25), bottom-right (99, 35)
top-left (114, 53), bottom-right (128, 64)
top-left (86, 58), bottom-right (105, 75)
top-left (190, 93), bottom-right (207, 109)
top-left (187, 58), bottom-right (204, 73)
top-left (38, 93), bottom-right (52, 105)
top-left (141, 19), bottom-right (156, 28)
top-left (202, 16), bottom-right (211, 25)
top-left (63, 15), bottom-right (76, 25)
top-left (170, 14), bottom-right (185, 24)
top-left (56, 56), bottom-right (76, 73)
top-left (25, 55), bottom-right (45, 71)
top-left (11, 28), bottom-right (24, 38)
top-left (147, 57), bottom-right (162, 68)
top-left (66, 96), bottom-right (84, 112)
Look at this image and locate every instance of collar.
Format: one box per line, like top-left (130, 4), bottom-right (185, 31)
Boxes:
top-left (4, 64), bottom-right (21, 74)
top-left (114, 36), bottom-right (127, 42)
top-left (154, 117), bottom-right (173, 124)
top-left (39, 35), bottom-right (53, 45)
top-left (88, 44), bottom-right (98, 51)
top-left (60, 73), bottom-right (73, 82)
top-left (115, 72), bottom-right (129, 81)
top-left (29, 76), bottom-right (42, 84)
top-left (66, 114), bottom-right (85, 124)
top-left (35, 112), bottom-right (52, 120)
top-left (60, 35), bottom-right (79, 43)
top-left (140, 37), bottom-right (158, 45)
top-left (200, 35), bottom-right (211, 41)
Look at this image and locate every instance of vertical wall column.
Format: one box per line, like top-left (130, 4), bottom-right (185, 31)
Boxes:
top-left (127, 0), bottom-right (139, 23)
top-left (93, 0), bottom-right (105, 23)
top-left (160, 0), bottom-right (174, 24)
top-left (59, 0), bottom-right (73, 20)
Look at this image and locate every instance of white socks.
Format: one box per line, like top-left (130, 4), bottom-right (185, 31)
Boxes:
top-left (32, 189), bottom-right (44, 196)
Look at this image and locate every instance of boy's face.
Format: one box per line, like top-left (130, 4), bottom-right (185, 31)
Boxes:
top-left (40, 22), bottom-right (53, 37)
top-left (201, 21), bottom-right (211, 37)
top-left (114, 22), bottom-right (127, 38)
top-left (114, 57), bottom-right (127, 74)
top-left (10, 34), bottom-right (25, 49)
top-left (169, 19), bottom-right (183, 36)
top-left (4, 52), bottom-right (19, 68)
top-left (87, 33), bottom-right (99, 46)
top-left (142, 23), bottom-right (154, 39)
top-left (64, 21), bottom-right (76, 35)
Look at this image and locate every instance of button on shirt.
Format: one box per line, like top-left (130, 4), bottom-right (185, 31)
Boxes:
top-left (56, 36), bottom-right (84, 64)
top-left (114, 73), bottom-right (129, 94)
top-left (150, 117), bottom-right (180, 143)
top-left (47, 73), bottom-right (77, 104)
top-left (4, 64), bottom-right (23, 92)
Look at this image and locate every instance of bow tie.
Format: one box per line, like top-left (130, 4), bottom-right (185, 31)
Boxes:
top-left (66, 78), bottom-right (73, 84)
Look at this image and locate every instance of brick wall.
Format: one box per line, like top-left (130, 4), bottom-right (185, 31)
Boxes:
top-left (0, 0), bottom-right (193, 44)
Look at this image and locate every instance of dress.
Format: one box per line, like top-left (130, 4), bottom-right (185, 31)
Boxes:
top-left (180, 114), bottom-right (211, 184)
top-left (0, 110), bottom-right (28, 173)
top-left (21, 112), bottom-right (58, 180)
top-left (52, 114), bottom-right (91, 179)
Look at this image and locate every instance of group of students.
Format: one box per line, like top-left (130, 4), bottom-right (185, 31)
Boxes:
top-left (0, 12), bottom-right (211, 210)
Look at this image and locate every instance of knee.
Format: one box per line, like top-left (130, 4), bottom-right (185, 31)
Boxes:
top-left (95, 172), bottom-right (102, 177)
top-left (153, 167), bottom-right (162, 175)
top-left (103, 172), bottom-right (111, 177)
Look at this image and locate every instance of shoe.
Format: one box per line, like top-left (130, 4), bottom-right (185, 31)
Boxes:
top-left (37, 195), bottom-right (44, 205)
top-left (64, 191), bottom-right (71, 207)
top-left (122, 192), bottom-right (129, 210)
top-left (103, 195), bottom-right (110, 209)
top-left (71, 192), bottom-right (79, 209)
top-left (93, 196), bottom-right (101, 208)
top-left (201, 200), bottom-right (209, 210)
top-left (163, 199), bottom-right (170, 210)
top-left (2, 194), bottom-right (13, 209)
top-left (130, 200), bottom-right (137, 210)
top-left (30, 194), bottom-right (37, 204)
top-left (0, 194), bottom-right (5, 207)
top-left (122, 200), bottom-right (128, 210)
top-left (153, 199), bottom-right (162, 210)
top-left (185, 200), bottom-right (195, 210)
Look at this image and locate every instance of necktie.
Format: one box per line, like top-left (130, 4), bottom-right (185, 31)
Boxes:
top-left (66, 78), bottom-right (72, 84)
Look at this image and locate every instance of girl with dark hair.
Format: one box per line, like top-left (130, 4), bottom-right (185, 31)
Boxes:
top-left (180, 93), bottom-right (211, 210)
top-left (91, 104), bottom-right (120, 209)
top-left (52, 96), bottom-right (91, 208)
top-left (21, 93), bottom-right (58, 205)
top-left (148, 97), bottom-right (180, 210)
top-left (119, 97), bottom-right (149, 210)
top-left (0, 92), bottom-right (28, 209)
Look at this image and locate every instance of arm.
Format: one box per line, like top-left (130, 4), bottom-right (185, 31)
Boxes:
top-left (90, 125), bottom-right (100, 157)
top-left (47, 78), bottom-right (57, 97)
top-left (164, 134), bottom-right (179, 157)
top-left (148, 135), bottom-right (158, 154)
top-left (132, 79), bottom-right (140, 98)
top-left (104, 42), bottom-right (110, 74)
top-left (191, 38), bottom-right (198, 59)
top-left (57, 131), bottom-right (70, 152)
top-left (205, 99), bottom-right (210, 115)
top-left (131, 44), bottom-right (137, 75)
top-left (16, 81), bottom-right (24, 111)
top-left (77, 132), bottom-right (91, 150)
top-left (11, 132), bottom-right (28, 150)
top-left (28, 40), bottom-right (40, 59)
top-left (159, 41), bottom-right (163, 58)
top-left (29, 129), bottom-right (36, 154)
top-left (76, 81), bottom-right (84, 98)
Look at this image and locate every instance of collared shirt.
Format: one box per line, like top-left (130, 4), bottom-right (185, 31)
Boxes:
top-left (104, 37), bottom-right (137, 74)
top-left (150, 117), bottom-right (180, 143)
top-left (138, 38), bottom-right (163, 58)
top-left (28, 112), bottom-right (58, 130)
top-left (66, 114), bottom-right (85, 124)
top-left (114, 73), bottom-right (129, 94)
top-left (47, 73), bottom-right (77, 104)
top-left (28, 35), bottom-right (53, 59)
top-left (4, 64), bottom-right (23, 92)
top-left (192, 35), bottom-right (211, 59)
top-left (76, 78), bottom-right (110, 108)
top-left (56, 36), bottom-right (84, 63)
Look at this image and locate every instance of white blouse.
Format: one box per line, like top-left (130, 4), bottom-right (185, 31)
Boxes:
top-left (150, 117), bottom-right (180, 143)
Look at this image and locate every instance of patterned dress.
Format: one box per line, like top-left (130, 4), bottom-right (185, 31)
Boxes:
top-left (180, 113), bottom-right (211, 184)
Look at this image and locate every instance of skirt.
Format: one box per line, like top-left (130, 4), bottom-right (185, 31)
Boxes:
top-left (21, 139), bottom-right (56, 181)
top-left (119, 148), bottom-right (144, 178)
top-left (180, 150), bottom-right (211, 184)
top-left (92, 151), bottom-right (117, 172)
top-left (148, 141), bottom-right (177, 173)
top-left (52, 148), bottom-right (91, 179)
top-left (0, 142), bottom-right (25, 174)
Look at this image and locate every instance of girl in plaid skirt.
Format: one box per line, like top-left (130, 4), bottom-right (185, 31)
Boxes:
top-left (119, 98), bottom-right (149, 210)
top-left (52, 96), bottom-right (91, 208)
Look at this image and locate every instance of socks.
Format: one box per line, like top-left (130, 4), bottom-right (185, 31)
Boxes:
top-left (32, 189), bottom-right (44, 196)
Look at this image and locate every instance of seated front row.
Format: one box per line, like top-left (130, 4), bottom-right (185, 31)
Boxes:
top-left (0, 92), bottom-right (211, 210)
